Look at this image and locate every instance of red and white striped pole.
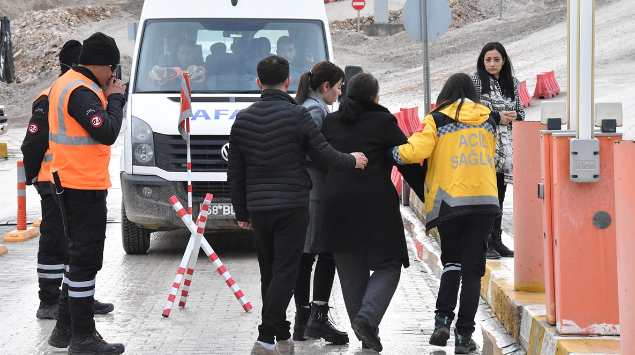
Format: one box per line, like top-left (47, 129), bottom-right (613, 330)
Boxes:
top-left (186, 118), bottom-right (193, 217)
top-left (200, 236), bottom-right (252, 312)
top-left (178, 194), bottom-right (214, 307)
top-left (4, 161), bottom-right (39, 243)
top-left (162, 194), bottom-right (212, 317)
top-left (168, 195), bottom-right (252, 313)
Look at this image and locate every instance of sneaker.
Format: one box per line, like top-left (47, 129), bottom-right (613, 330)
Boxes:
top-left (47, 325), bottom-right (72, 348)
top-left (93, 300), bottom-right (114, 315)
top-left (37, 302), bottom-right (59, 319)
top-left (250, 342), bottom-right (280, 355)
top-left (68, 331), bottom-right (125, 355)
top-left (275, 340), bottom-right (294, 355)
top-left (351, 315), bottom-right (382, 353)
top-left (429, 315), bottom-right (451, 346)
top-left (454, 328), bottom-right (477, 354)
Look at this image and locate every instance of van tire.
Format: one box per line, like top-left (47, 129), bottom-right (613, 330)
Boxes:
top-left (122, 201), bottom-right (151, 254)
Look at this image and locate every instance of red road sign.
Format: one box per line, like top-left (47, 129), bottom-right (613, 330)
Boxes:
top-left (352, 0), bottom-right (365, 11)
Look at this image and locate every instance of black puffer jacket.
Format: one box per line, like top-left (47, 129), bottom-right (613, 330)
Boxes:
top-left (227, 89), bottom-right (355, 221)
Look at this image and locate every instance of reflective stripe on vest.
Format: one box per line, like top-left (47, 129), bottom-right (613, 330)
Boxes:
top-left (48, 70), bottom-right (110, 189)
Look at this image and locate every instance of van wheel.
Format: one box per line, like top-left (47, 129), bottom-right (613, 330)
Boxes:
top-left (122, 201), bottom-right (151, 254)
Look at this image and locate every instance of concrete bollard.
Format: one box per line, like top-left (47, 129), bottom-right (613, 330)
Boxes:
top-left (512, 121), bottom-right (544, 292)
top-left (4, 161), bottom-right (40, 242)
top-left (614, 140), bottom-right (635, 349)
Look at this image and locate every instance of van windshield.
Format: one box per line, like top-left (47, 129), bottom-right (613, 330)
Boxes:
top-left (134, 18), bottom-right (328, 94)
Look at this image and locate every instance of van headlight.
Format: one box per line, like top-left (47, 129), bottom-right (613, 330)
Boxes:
top-left (132, 116), bottom-right (155, 166)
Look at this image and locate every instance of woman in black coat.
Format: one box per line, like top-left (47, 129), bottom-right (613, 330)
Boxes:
top-left (317, 72), bottom-right (425, 352)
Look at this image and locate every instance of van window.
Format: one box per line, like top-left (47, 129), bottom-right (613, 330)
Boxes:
top-left (135, 18), bottom-right (328, 94)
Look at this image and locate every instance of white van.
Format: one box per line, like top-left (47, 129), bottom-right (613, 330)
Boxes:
top-left (121, 0), bottom-right (335, 253)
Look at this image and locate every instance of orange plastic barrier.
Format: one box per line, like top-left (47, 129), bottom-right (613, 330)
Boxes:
top-left (614, 140), bottom-right (635, 350)
top-left (533, 70), bottom-right (561, 99)
top-left (512, 122), bottom-right (544, 292)
top-left (518, 80), bottom-right (532, 108)
top-left (548, 133), bottom-right (620, 334)
top-left (392, 108), bottom-right (422, 193)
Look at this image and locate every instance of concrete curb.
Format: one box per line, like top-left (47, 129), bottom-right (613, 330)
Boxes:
top-left (400, 203), bottom-right (621, 355)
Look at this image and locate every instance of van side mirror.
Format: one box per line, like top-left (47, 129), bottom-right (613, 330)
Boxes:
top-left (340, 65), bottom-right (363, 102)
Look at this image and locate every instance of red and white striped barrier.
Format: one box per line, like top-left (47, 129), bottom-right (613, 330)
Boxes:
top-left (163, 194), bottom-right (252, 316)
top-left (163, 194), bottom-right (212, 317)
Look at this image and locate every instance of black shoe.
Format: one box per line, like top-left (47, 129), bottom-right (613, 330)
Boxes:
top-left (37, 302), bottom-right (59, 319)
top-left (93, 300), bottom-right (114, 315)
top-left (304, 302), bottom-right (349, 344)
top-left (292, 305), bottom-right (311, 341)
top-left (351, 315), bottom-right (382, 352)
top-left (48, 325), bottom-right (72, 348)
top-left (429, 315), bottom-right (451, 346)
top-left (454, 328), bottom-right (477, 354)
top-left (486, 235), bottom-right (501, 259)
top-left (68, 331), bottom-right (125, 355)
top-left (491, 229), bottom-right (514, 257)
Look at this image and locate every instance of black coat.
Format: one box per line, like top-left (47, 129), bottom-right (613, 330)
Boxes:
top-left (316, 100), bottom-right (425, 267)
top-left (227, 89), bottom-right (355, 221)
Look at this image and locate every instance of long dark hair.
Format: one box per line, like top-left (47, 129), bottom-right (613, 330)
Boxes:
top-left (337, 72), bottom-right (379, 124)
top-left (476, 42), bottom-right (516, 97)
top-left (295, 61), bottom-right (345, 104)
top-left (432, 73), bottom-right (479, 122)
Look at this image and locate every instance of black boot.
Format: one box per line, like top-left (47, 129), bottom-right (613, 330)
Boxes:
top-left (304, 302), bottom-right (349, 344)
top-left (93, 299), bottom-right (115, 315)
top-left (48, 325), bottom-right (72, 348)
top-left (492, 229), bottom-right (514, 257)
top-left (68, 331), bottom-right (125, 355)
top-left (486, 234), bottom-right (501, 259)
top-left (292, 305), bottom-right (311, 341)
top-left (429, 315), bottom-right (451, 346)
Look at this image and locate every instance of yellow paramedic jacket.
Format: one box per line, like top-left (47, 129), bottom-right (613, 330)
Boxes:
top-left (397, 100), bottom-right (502, 230)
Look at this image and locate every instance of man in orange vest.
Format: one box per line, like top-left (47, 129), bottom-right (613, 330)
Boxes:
top-left (21, 39), bottom-right (116, 321)
top-left (45, 32), bottom-right (126, 355)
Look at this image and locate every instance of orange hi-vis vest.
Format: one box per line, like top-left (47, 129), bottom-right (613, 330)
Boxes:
top-left (34, 89), bottom-right (53, 184)
top-left (48, 70), bottom-right (110, 190)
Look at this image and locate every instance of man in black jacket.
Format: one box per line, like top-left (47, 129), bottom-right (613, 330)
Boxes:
top-left (228, 55), bottom-right (367, 355)
top-left (20, 39), bottom-right (115, 321)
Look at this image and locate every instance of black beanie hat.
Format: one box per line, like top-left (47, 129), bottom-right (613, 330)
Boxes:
top-left (78, 32), bottom-right (120, 66)
top-left (59, 40), bottom-right (82, 75)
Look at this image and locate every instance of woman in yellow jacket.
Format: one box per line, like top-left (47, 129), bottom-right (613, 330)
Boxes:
top-left (392, 73), bottom-right (511, 354)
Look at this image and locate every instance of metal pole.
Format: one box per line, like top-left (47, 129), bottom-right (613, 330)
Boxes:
top-left (420, 0), bottom-right (431, 114)
top-left (500, 0), bottom-right (503, 19)
top-left (357, 10), bottom-right (360, 32)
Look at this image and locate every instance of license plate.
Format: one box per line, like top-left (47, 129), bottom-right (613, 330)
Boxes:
top-left (202, 203), bottom-right (235, 216)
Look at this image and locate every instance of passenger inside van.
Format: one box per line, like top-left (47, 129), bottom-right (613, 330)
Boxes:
top-left (205, 42), bottom-right (236, 76)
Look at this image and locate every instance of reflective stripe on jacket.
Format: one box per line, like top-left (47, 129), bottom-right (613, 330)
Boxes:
top-left (397, 100), bottom-right (501, 230)
top-left (34, 89), bottom-right (53, 184)
top-left (48, 70), bottom-right (110, 189)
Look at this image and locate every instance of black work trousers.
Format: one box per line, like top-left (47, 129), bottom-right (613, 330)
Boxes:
top-left (436, 213), bottom-right (495, 337)
top-left (37, 190), bottom-right (68, 305)
top-left (250, 207), bottom-right (308, 344)
top-left (294, 252), bottom-right (336, 306)
top-left (55, 188), bottom-right (108, 338)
